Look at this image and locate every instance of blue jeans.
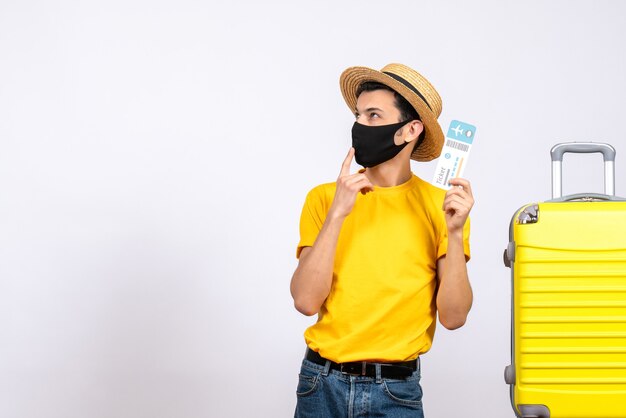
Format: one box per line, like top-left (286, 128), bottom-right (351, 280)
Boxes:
top-left (294, 358), bottom-right (424, 418)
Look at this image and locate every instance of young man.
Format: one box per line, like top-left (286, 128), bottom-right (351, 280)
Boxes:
top-left (290, 63), bottom-right (473, 417)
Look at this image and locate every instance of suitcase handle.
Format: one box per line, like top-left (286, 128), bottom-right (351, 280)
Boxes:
top-left (550, 142), bottom-right (616, 198)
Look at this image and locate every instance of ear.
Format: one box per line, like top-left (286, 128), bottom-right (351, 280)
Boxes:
top-left (404, 120), bottom-right (424, 143)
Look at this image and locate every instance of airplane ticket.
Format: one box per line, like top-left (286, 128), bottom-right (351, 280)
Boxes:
top-left (432, 120), bottom-right (476, 190)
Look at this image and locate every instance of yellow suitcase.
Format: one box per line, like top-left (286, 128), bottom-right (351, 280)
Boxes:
top-left (504, 143), bottom-right (626, 418)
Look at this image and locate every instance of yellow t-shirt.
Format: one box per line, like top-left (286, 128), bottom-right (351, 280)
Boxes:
top-left (297, 174), bottom-right (470, 363)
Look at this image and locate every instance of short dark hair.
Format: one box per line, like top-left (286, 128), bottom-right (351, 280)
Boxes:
top-left (356, 81), bottom-right (425, 147)
top-left (355, 81), bottom-right (421, 123)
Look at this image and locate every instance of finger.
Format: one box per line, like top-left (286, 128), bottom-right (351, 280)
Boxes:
top-left (448, 177), bottom-right (469, 188)
top-left (444, 195), bottom-right (470, 209)
top-left (446, 181), bottom-right (474, 203)
top-left (445, 188), bottom-right (474, 206)
top-left (343, 172), bottom-right (369, 186)
top-left (448, 178), bottom-right (473, 197)
top-left (357, 178), bottom-right (375, 194)
top-left (444, 193), bottom-right (473, 207)
top-left (443, 195), bottom-right (473, 213)
top-left (346, 176), bottom-right (374, 193)
top-left (443, 202), bottom-right (467, 218)
top-left (339, 171), bottom-right (371, 187)
top-left (340, 148), bottom-right (355, 177)
top-left (445, 186), bottom-right (469, 199)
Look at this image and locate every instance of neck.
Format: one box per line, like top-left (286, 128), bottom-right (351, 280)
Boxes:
top-left (364, 151), bottom-right (413, 187)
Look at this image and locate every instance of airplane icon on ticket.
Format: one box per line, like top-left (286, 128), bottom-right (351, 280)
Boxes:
top-left (451, 124), bottom-right (464, 136)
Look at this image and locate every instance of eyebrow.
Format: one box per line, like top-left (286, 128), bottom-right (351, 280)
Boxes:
top-left (355, 107), bottom-right (385, 114)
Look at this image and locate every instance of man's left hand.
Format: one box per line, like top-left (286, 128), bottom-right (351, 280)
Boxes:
top-left (443, 178), bottom-right (474, 233)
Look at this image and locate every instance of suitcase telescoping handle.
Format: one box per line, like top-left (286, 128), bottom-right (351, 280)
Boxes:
top-left (550, 142), bottom-right (616, 199)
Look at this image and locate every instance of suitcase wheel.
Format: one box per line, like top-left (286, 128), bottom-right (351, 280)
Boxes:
top-left (518, 405), bottom-right (550, 418)
top-left (504, 364), bottom-right (515, 384)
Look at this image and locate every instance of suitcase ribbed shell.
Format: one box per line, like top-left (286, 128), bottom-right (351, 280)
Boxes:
top-left (511, 201), bottom-right (626, 417)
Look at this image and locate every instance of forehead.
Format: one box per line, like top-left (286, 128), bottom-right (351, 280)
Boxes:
top-left (355, 89), bottom-right (398, 112)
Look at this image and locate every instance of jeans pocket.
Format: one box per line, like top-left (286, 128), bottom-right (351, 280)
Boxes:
top-left (382, 377), bottom-right (423, 407)
top-left (296, 367), bottom-right (321, 397)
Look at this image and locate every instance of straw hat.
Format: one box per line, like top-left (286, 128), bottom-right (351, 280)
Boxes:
top-left (339, 63), bottom-right (444, 162)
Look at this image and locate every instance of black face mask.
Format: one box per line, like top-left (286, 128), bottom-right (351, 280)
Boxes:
top-left (351, 120), bottom-right (413, 168)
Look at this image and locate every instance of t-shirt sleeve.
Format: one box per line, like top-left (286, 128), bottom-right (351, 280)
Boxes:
top-left (436, 216), bottom-right (471, 261)
top-left (296, 186), bottom-right (328, 259)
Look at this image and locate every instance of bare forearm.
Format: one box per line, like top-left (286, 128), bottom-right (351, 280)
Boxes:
top-left (291, 148), bottom-right (374, 316)
top-left (436, 231), bottom-right (472, 329)
top-left (290, 215), bottom-right (345, 316)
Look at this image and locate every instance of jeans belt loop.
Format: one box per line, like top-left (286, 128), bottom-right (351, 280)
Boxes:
top-left (322, 360), bottom-right (331, 376)
top-left (375, 363), bottom-right (382, 384)
top-left (339, 363), bottom-right (349, 375)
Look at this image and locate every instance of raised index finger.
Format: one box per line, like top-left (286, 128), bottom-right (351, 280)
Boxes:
top-left (340, 147), bottom-right (355, 177)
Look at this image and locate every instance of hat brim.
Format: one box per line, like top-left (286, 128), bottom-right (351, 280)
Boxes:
top-left (340, 66), bottom-right (444, 162)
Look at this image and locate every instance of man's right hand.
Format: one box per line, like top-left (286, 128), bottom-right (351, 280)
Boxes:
top-left (328, 148), bottom-right (374, 220)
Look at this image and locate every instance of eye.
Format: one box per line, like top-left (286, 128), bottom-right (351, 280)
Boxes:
top-left (369, 112), bottom-right (380, 119)
top-left (354, 112), bottom-right (360, 120)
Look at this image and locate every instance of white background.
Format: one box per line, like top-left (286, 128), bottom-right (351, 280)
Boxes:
top-left (1, 1), bottom-right (625, 417)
